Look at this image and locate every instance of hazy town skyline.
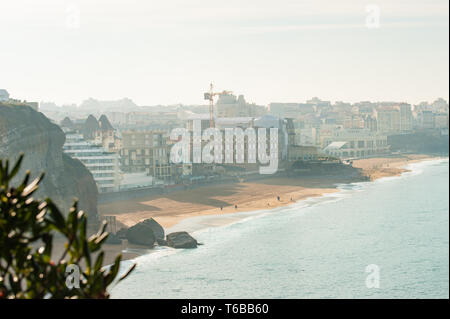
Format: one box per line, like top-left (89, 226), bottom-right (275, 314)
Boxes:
top-left (1, 0), bottom-right (448, 106)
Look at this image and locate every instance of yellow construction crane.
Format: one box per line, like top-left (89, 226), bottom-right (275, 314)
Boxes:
top-left (204, 83), bottom-right (232, 128)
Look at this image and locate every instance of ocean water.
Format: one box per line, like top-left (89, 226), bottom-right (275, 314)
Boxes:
top-left (111, 159), bottom-right (449, 299)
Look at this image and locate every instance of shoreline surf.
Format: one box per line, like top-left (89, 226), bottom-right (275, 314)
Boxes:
top-left (116, 156), bottom-right (447, 266)
top-left (111, 156), bottom-right (448, 298)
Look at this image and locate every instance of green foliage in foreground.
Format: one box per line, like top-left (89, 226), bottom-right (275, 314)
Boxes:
top-left (0, 154), bottom-right (135, 298)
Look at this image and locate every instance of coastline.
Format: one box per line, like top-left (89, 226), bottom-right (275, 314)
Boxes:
top-left (98, 154), bottom-right (443, 264)
top-left (111, 155), bottom-right (449, 299)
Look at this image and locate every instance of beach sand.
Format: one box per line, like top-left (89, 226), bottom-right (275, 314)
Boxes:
top-left (90, 154), bottom-right (439, 264)
top-left (352, 154), bottom-right (434, 180)
top-left (100, 178), bottom-right (340, 229)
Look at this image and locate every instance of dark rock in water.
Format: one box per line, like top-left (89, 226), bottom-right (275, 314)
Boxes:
top-left (106, 233), bottom-right (122, 245)
top-left (125, 218), bottom-right (164, 246)
top-left (166, 231), bottom-right (198, 249)
top-left (156, 238), bottom-right (168, 246)
top-left (126, 222), bottom-right (156, 246)
top-left (142, 218), bottom-right (164, 240)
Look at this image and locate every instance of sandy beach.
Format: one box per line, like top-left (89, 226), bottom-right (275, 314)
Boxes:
top-left (100, 154), bottom-right (435, 229)
top-left (93, 154), bottom-right (440, 264)
top-left (352, 154), bottom-right (435, 180)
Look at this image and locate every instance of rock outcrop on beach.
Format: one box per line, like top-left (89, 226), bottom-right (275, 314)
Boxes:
top-left (0, 103), bottom-right (98, 221)
top-left (126, 222), bottom-right (156, 246)
top-left (166, 231), bottom-right (198, 249)
top-left (145, 218), bottom-right (165, 240)
top-left (125, 218), bottom-right (165, 246)
top-left (123, 220), bottom-right (198, 248)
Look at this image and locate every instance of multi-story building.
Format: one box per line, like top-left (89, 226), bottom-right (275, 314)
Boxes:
top-left (376, 104), bottom-right (412, 134)
top-left (376, 107), bottom-right (400, 134)
top-left (94, 114), bottom-right (119, 151)
top-left (269, 103), bottom-right (315, 118)
top-left (420, 111), bottom-right (435, 129)
top-left (431, 98), bottom-right (449, 113)
top-left (434, 113), bottom-right (449, 129)
top-left (363, 115), bottom-right (378, 132)
top-left (63, 132), bottom-right (121, 193)
top-left (307, 97), bottom-right (331, 108)
top-left (119, 131), bottom-right (172, 180)
top-left (417, 111), bottom-right (449, 130)
top-left (322, 128), bottom-right (389, 158)
top-left (184, 114), bottom-right (289, 172)
top-left (297, 128), bottom-right (317, 146)
top-left (398, 103), bottom-right (413, 132)
top-left (343, 115), bottom-right (364, 129)
top-left (216, 93), bottom-right (266, 118)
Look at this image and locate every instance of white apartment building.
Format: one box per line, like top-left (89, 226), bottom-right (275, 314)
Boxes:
top-left (63, 132), bottom-right (121, 193)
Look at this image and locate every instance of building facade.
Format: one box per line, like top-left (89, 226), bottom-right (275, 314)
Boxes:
top-left (216, 93), bottom-right (266, 118)
top-left (376, 104), bottom-right (412, 134)
top-left (119, 131), bottom-right (172, 180)
top-left (63, 132), bottom-right (121, 192)
top-left (322, 128), bottom-right (389, 158)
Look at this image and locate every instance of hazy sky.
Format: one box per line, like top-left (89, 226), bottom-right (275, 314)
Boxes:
top-left (0, 0), bottom-right (448, 106)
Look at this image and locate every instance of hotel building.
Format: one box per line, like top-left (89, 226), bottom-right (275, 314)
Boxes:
top-left (322, 128), bottom-right (389, 158)
top-left (119, 131), bottom-right (172, 180)
top-left (63, 132), bottom-right (121, 193)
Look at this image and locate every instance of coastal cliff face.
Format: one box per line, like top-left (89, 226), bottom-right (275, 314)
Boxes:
top-left (0, 103), bottom-right (98, 221)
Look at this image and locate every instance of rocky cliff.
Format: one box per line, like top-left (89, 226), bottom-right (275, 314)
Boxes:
top-left (0, 103), bottom-right (98, 221)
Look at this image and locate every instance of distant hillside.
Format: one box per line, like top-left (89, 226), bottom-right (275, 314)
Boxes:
top-left (0, 103), bottom-right (98, 220)
top-left (79, 97), bottom-right (139, 112)
top-left (388, 132), bottom-right (449, 155)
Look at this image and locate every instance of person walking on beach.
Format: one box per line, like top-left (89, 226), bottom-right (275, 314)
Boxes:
top-left (277, 196), bottom-right (280, 201)
top-left (235, 204), bottom-right (238, 209)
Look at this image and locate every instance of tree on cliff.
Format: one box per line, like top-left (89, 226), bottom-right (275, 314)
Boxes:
top-left (0, 154), bottom-right (135, 299)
